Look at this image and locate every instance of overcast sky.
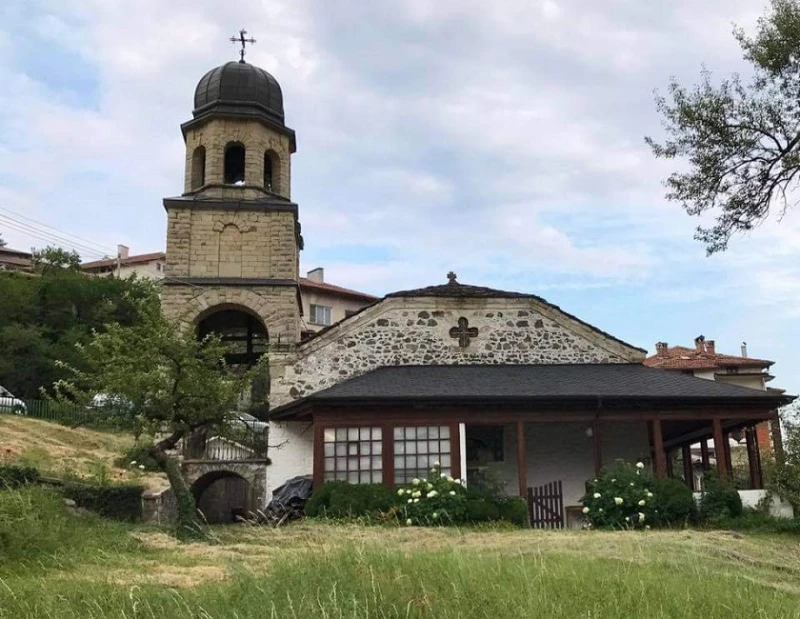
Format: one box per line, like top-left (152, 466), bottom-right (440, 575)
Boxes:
top-left (2, 0), bottom-right (799, 393)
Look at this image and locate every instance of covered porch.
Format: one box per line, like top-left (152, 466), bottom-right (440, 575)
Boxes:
top-left (269, 364), bottom-right (792, 527)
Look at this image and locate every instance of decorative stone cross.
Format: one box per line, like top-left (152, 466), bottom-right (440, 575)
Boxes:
top-left (447, 271), bottom-right (458, 284)
top-left (449, 316), bottom-right (478, 348)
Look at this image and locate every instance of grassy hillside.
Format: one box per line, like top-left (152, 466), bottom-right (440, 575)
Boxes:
top-left (2, 486), bottom-right (800, 618)
top-left (0, 415), bottom-right (167, 490)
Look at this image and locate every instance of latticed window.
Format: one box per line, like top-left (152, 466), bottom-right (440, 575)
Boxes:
top-left (393, 425), bottom-right (452, 484)
top-left (323, 427), bottom-right (383, 483)
top-left (310, 304), bottom-right (332, 325)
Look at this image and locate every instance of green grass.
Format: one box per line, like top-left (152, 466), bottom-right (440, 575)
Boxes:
top-left (3, 487), bottom-right (800, 618)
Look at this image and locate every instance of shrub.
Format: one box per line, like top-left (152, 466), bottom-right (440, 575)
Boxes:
top-left (62, 482), bottom-right (144, 521)
top-left (581, 461), bottom-right (655, 529)
top-left (650, 477), bottom-right (696, 527)
top-left (0, 465), bottom-right (40, 490)
top-left (497, 497), bottom-right (529, 527)
top-left (465, 497), bottom-right (500, 522)
top-left (399, 466), bottom-right (468, 525)
top-left (115, 441), bottom-right (159, 472)
top-left (306, 481), bottom-right (399, 519)
top-left (699, 472), bottom-right (743, 522)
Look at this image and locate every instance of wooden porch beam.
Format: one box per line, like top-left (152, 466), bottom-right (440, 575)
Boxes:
top-left (713, 418), bottom-right (729, 479)
top-left (663, 419), bottom-right (760, 450)
top-left (516, 420), bottom-right (527, 498)
top-left (745, 426), bottom-right (762, 490)
top-left (681, 443), bottom-right (694, 491)
top-left (652, 419), bottom-right (667, 478)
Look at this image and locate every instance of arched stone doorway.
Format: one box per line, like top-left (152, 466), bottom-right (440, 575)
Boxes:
top-left (197, 306), bottom-right (268, 370)
top-left (192, 470), bottom-right (254, 524)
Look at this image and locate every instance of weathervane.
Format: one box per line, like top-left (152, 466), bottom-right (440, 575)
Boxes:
top-left (230, 29), bottom-right (256, 63)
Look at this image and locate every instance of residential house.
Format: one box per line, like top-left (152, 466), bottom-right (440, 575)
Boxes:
top-left (299, 268), bottom-right (379, 334)
top-left (81, 245), bottom-right (166, 279)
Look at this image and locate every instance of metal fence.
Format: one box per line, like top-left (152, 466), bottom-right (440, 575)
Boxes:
top-left (182, 419), bottom-right (269, 462)
top-left (0, 398), bottom-right (136, 431)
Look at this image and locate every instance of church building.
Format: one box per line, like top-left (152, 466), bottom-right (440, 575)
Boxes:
top-left (162, 50), bottom-right (792, 527)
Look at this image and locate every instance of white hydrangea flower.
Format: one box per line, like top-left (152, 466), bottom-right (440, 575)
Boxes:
top-left (446, 476), bottom-right (454, 483)
top-left (636, 462), bottom-right (645, 469)
top-left (611, 478), bottom-right (617, 483)
top-left (582, 506), bottom-right (590, 514)
top-left (614, 497), bottom-right (623, 505)
top-left (427, 490), bottom-right (438, 498)
top-left (408, 499), bottom-right (413, 504)
top-left (449, 491), bottom-right (456, 496)
top-left (598, 508), bottom-right (604, 513)
top-left (593, 492), bottom-right (601, 499)
top-left (638, 512), bottom-right (646, 522)
top-left (138, 465), bottom-right (145, 470)
top-left (413, 498), bottom-right (419, 503)
top-left (412, 491), bottom-right (421, 498)
top-left (629, 482), bottom-right (635, 487)
top-left (638, 499), bottom-right (646, 506)
top-left (130, 461), bottom-right (137, 466)
top-left (397, 488), bottom-right (405, 496)
top-left (625, 516), bottom-right (631, 522)
top-left (426, 483), bottom-right (433, 490)
top-left (432, 512), bottom-right (439, 519)
top-left (406, 519), bottom-right (412, 526)
top-left (412, 478), bottom-right (421, 486)
top-left (433, 461), bottom-right (441, 468)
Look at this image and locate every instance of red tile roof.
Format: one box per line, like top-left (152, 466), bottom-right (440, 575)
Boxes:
top-left (81, 252), bottom-right (165, 270)
top-left (298, 278), bottom-right (378, 301)
top-left (644, 345), bottom-right (773, 371)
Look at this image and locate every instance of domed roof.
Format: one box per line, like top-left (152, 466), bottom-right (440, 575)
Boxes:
top-left (193, 61), bottom-right (284, 124)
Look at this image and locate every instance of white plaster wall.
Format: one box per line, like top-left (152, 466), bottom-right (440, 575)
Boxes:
top-left (475, 421), bottom-right (650, 508)
top-left (265, 421), bottom-right (314, 503)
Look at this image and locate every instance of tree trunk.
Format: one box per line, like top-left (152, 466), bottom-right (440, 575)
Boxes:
top-left (149, 430), bottom-right (204, 540)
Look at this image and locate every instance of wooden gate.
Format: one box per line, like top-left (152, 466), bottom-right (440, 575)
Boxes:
top-left (527, 480), bottom-right (564, 529)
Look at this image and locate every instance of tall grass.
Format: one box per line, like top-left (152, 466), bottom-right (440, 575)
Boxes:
top-left (2, 488), bottom-right (800, 618)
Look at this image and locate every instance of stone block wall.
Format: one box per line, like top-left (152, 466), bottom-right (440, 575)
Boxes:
top-left (161, 284), bottom-right (300, 343)
top-left (165, 208), bottom-right (297, 280)
top-left (270, 297), bottom-right (643, 406)
top-left (183, 118), bottom-right (292, 198)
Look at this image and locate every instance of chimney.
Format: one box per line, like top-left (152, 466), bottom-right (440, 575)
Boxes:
top-left (741, 341), bottom-right (748, 358)
top-left (655, 342), bottom-right (668, 357)
top-left (706, 340), bottom-right (715, 355)
top-left (306, 267), bottom-right (324, 283)
top-left (117, 244), bottom-right (129, 260)
top-left (694, 335), bottom-right (705, 352)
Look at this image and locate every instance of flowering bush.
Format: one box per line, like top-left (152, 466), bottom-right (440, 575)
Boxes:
top-left (398, 465), bottom-right (468, 525)
top-left (581, 461), bottom-right (655, 529)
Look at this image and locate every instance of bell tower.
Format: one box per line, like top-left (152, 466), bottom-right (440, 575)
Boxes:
top-left (162, 46), bottom-right (303, 353)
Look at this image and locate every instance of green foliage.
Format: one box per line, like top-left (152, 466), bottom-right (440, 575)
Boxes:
top-left (306, 481), bottom-right (399, 519)
top-left (465, 497), bottom-right (500, 522)
top-left (0, 270), bottom-right (153, 399)
top-left (703, 507), bottom-right (800, 533)
top-left (497, 497), bottom-right (529, 527)
top-left (62, 482), bottom-right (143, 522)
top-left (647, 0), bottom-right (800, 253)
top-left (766, 408), bottom-right (800, 513)
top-left (30, 246), bottom-right (82, 274)
top-left (582, 461), bottom-right (655, 529)
top-left (115, 441), bottom-right (160, 472)
top-left (399, 467), bottom-right (468, 525)
top-left (0, 465), bottom-right (40, 490)
top-left (649, 477), bottom-right (696, 527)
top-left (699, 472), bottom-right (743, 522)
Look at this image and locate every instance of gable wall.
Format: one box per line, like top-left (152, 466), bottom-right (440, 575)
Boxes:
top-left (271, 297), bottom-right (643, 406)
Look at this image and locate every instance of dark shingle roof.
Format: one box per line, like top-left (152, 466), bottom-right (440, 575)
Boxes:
top-left (271, 364), bottom-right (793, 417)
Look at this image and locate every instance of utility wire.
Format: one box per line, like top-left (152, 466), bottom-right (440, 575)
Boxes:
top-left (0, 206), bottom-right (115, 255)
top-left (0, 215), bottom-right (114, 259)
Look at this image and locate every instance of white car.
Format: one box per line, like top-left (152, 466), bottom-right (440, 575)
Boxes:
top-left (0, 386), bottom-right (26, 414)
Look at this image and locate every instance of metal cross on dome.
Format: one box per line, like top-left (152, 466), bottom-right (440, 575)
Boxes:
top-left (449, 317), bottom-right (478, 348)
top-left (230, 29), bottom-right (256, 62)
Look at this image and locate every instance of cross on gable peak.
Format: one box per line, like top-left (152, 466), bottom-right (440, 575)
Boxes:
top-left (446, 271), bottom-right (458, 284)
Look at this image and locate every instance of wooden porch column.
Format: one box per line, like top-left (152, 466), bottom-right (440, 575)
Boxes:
top-left (745, 426), bottom-right (763, 490)
top-left (771, 418), bottom-right (785, 466)
top-left (312, 422), bottom-right (324, 489)
top-left (723, 431), bottom-right (734, 477)
top-left (712, 418), bottom-right (729, 479)
top-left (591, 418), bottom-right (602, 476)
top-left (681, 443), bottom-right (694, 491)
top-left (652, 418), bottom-right (667, 478)
top-left (665, 448), bottom-right (674, 478)
top-left (700, 440), bottom-right (710, 471)
top-left (516, 420), bottom-right (527, 498)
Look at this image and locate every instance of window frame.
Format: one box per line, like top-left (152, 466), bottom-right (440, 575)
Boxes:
top-left (309, 303), bottom-right (333, 326)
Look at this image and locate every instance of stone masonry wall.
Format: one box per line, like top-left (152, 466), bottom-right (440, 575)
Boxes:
top-left (271, 297), bottom-right (644, 406)
top-left (165, 208), bottom-right (297, 281)
top-left (183, 118), bottom-right (292, 198)
top-left (161, 284), bottom-right (300, 342)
